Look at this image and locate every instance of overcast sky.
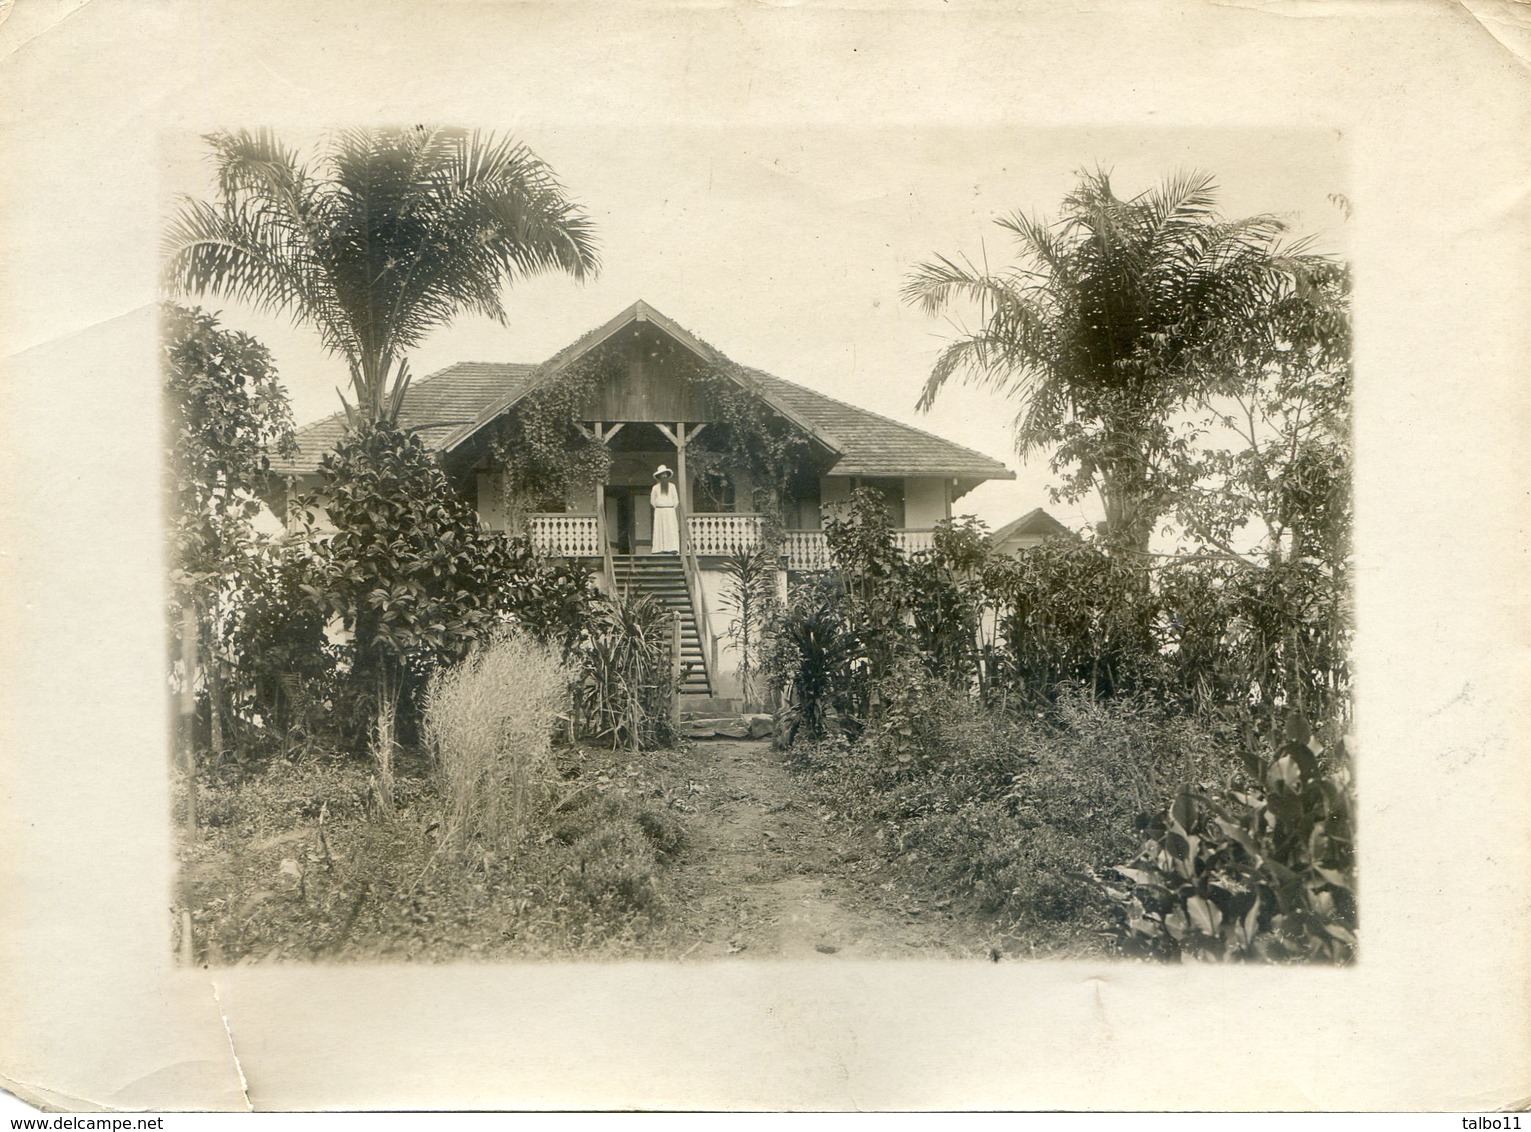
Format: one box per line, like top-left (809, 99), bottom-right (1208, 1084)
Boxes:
top-left (164, 124), bottom-right (1348, 533)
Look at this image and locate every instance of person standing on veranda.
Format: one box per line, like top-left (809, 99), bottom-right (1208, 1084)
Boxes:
top-left (650, 465), bottom-right (680, 554)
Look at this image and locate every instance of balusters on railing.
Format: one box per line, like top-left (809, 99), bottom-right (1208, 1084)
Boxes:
top-left (780, 528), bottom-right (935, 571)
top-left (685, 512), bottom-right (764, 556)
top-left (893, 529), bottom-right (936, 555)
top-left (526, 513), bottom-right (600, 557)
top-left (783, 530), bottom-right (831, 571)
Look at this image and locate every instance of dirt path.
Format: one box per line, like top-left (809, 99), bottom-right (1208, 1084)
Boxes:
top-left (657, 739), bottom-right (984, 960)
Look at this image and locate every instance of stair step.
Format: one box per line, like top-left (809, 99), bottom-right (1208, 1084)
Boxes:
top-left (607, 558), bottom-right (712, 696)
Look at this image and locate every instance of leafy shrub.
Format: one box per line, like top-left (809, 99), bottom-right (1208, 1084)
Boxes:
top-left (821, 487), bottom-right (913, 697)
top-left (982, 538), bottom-right (1161, 706)
top-left (1157, 557), bottom-right (1351, 747)
top-left (423, 629), bottom-right (573, 850)
top-left (576, 589), bottom-right (676, 750)
top-left (495, 536), bottom-right (597, 660)
top-left (298, 421), bottom-right (593, 753)
top-left (220, 544), bottom-right (339, 756)
top-left (905, 516), bottom-right (991, 690)
top-left (162, 304), bottom-right (298, 761)
top-left (767, 576), bottom-right (865, 743)
top-left (790, 685), bottom-right (1224, 942)
top-left (1096, 719), bottom-right (1356, 962)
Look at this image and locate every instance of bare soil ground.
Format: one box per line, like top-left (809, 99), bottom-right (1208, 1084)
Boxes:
top-left (177, 737), bottom-right (1000, 963)
top-left (655, 739), bottom-right (992, 960)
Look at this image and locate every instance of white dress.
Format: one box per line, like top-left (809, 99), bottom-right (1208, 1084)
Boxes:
top-left (650, 481), bottom-right (680, 553)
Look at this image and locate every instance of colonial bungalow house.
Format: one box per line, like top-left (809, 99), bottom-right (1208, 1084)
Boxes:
top-left (990, 507), bottom-right (1075, 555)
top-left (271, 301), bottom-right (1014, 699)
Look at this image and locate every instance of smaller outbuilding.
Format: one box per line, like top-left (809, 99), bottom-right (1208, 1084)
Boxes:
top-left (990, 507), bottom-right (1075, 556)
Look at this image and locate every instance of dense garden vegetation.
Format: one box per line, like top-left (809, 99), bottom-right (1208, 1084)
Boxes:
top-left (164, 149), bottom-right (1352, 963)
top-left (165, 306), bottom-right (688, 960)
top-left (766, 170), bottom-right (1354, 961)
top-left (767, 488), bottom-right (1353, 960)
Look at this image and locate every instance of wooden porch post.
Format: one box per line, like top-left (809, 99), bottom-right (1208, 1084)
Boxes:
top-left (674, 422), bottom-right (690, 513)
top-left (654, 422), bottom-right (709, 513)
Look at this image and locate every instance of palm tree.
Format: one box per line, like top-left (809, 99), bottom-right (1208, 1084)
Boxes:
top-left (904, 169), bottom-right (1339, 553)
top-left (164, 126), bottom-right (599, 423)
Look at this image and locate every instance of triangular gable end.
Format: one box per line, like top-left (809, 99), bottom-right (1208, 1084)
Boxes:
top-left (438, 300), bottom-right (845, 460)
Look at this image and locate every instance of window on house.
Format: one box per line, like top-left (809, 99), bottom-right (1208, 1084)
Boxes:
top-left (858, 477), bottom-right (906, 527)
top-left (693, 475), bottom-right (736, 513)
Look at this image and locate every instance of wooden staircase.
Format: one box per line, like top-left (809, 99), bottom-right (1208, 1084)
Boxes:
top-left (610, 554), bottom-right (712, 696)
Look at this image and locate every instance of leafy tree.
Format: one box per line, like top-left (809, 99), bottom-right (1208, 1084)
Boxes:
top-left (162, 303), bottom-right (297, 753)
top-left (296, 423), bottom-right (591, 749)
top-left (905, 170), bottom-right (1344, 553)
top-left (164, 126), bottom-right (599, 423)
top-left (982, 537), bottom-right (1162, 705)
top-left (906, 517), bottom-right (992, 691)
top-left (1173, 265), bottom-right (1351, 568)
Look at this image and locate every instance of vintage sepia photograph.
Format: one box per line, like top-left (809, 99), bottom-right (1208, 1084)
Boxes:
top-left (6, 0), bottom-right (1530, 1113)
top-left (160, 123), bottom-right (1354, 967)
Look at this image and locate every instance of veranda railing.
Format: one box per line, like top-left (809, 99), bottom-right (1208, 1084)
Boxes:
top-left (782, 528), bottom-right (936, 571)
top-left (686, 512), bottom-right (765, 556)
top-left (525, 513), bottom-right (601, 557)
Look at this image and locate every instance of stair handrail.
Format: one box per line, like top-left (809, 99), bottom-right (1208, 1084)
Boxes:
top-left (676, 500), bottom-right (714, 696)
top-left (595, 496), bottom-right (615, 594)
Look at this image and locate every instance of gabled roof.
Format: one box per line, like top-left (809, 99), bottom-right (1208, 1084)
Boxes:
top-left (270, 362), bottom-right (538, 477)
top-left (741, 367), bottom-right (1011, 480)
top-left (991, 507), bottom-right (1074, 543)
top-left (436, 300), bottom-right (845, 458)
top-left (272, 301), bottom-right (1014, 484)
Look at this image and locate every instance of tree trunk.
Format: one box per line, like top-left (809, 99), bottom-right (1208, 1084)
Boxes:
top-left (1099, 473), bottom-right (1155, 556)
top-left (179, 603), bottom-right (200, 841)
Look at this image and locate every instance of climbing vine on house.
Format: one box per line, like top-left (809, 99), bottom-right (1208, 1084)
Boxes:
top-left (487, 329), bottom-right (817, 552)
top-left (686, 359), bottom-right (816, 550)
top-left (489, 352), bottom-right (616, 522)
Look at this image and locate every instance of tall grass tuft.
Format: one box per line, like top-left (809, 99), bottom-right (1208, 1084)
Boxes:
top-left (424, 629), bottom-right (573, 850)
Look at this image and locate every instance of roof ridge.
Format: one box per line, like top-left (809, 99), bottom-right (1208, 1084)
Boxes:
top-left (741, 365), bottom-right (1012, 471)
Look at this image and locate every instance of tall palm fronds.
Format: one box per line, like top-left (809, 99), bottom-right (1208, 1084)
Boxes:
top-left (164, 126), bottom-right (599, 423)
top-left (904, 169), bottom-right (1342, 552)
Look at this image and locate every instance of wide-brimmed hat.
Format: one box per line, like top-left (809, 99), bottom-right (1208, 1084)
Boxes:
top-left (653, 465), bottom-right (673, 478)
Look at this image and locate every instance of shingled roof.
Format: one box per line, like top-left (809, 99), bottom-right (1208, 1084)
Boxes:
top-left (740, 367), bottom-right (1010, 480)
top-left (991, 507), bottom-right (1074, 543)
top-left (271, 362), bottom-right (538, 477)
top-left (272, 302), bottom-right (1013, 484)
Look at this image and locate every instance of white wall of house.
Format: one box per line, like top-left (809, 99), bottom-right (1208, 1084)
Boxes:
top-left (995, 532), bottom-right (1050, 555)
top-left (693, 562), bottom-right (789, 705)
top-left (694, 565), bottom-right (736, 698)
top-left (904, 477), bottom-right (951, 528)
